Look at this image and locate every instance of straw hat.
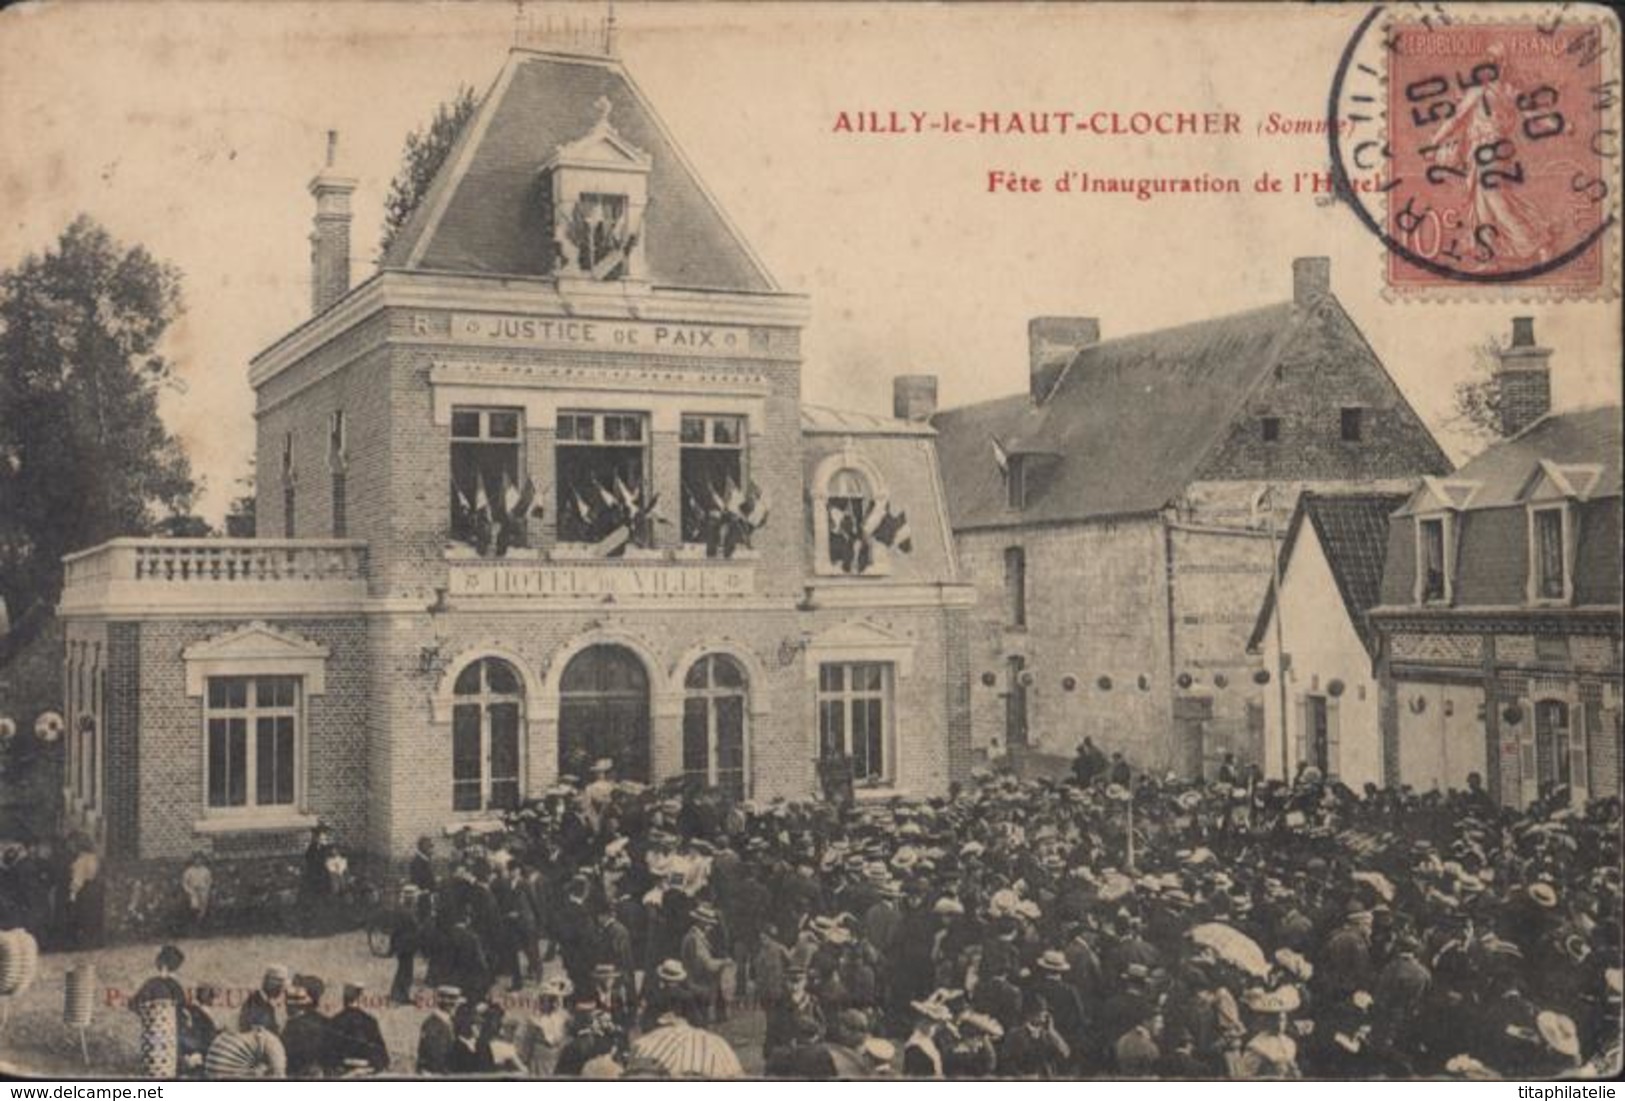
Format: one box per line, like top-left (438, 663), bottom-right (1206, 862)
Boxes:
top-left (1527, 882), bottom-right (1559, 909)
top-left (909, 995), bottom-right (953, 1023)
top-left (1243, 986), bottom-right (1302, 1014)
top-left (655, 959), bottom-right (688, 984)
top-left (1536, 1011), bottom-right (1579, 1058)
top-left (1035, 949), bottom-right (1071, 974)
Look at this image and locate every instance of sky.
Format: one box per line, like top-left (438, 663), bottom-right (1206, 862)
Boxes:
top-left (1, 1), bottom-right (1619, 523)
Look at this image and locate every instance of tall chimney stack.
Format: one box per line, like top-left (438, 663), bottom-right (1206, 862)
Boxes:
top-left (1495, 316), bottom-right (1552, 437)
top-left (1028, 317), bottom-right (1100, 404)
top-left (893, 375), bottom-right (938, 422)
top-left (1293, 256), bottom-right (1331, 306)
top-left (308, 131), bottom-right (358, 316)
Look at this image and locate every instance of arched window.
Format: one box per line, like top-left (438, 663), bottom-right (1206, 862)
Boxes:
top-left (683, 655), bottom-right (748, 799)
top-left (826, 468), bottom-right (875, 574)
top-left (559, 645), bottom-right (651, 782)
top-left (452, 658), bottom-right (524, 811)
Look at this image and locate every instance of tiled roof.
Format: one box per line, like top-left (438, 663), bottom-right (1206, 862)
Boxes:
top-left (801, 403), bottom-right (935, 437)
top-left (1248, 492), bottom-right (1410, 657)
top-left (382, 49), bottom-right (776, 292)
top-left (931, 302), bottom-right (1301, 529)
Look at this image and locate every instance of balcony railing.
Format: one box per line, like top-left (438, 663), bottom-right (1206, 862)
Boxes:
top-left (60, 538), bottom-right (369, 615)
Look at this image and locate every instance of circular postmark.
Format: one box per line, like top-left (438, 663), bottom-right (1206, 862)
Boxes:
top-left (1328, 3), bottom-right (1620, 291)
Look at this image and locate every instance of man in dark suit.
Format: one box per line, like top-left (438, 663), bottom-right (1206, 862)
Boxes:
top-left (409, 836), bottom-right (437, 894)
top-left (416, 987), bottom-right (461, 1075)
top-left (279, 984), bottom-right (329, 1078)
top-left (327, 982), bottom-right (390, 1075)
top-left (239, 965), bottom-right (289, 1036)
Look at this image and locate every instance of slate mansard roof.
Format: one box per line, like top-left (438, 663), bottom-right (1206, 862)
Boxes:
top-left (931, 302), bottom-right (1301, 530)
top-left (1404, 405), bottom-right (1622, 514)
top-left (1248, 491), bottom-right (1411, 659)
top-left (381, 48), bottom-right (778, 293)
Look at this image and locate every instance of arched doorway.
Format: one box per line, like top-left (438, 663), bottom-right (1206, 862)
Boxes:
top-left (558, 644), bottom-right (651, 782)
top-left (682, 654), bottom-right (748, 799)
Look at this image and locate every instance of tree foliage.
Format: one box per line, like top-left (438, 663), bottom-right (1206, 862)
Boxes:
top-left (377, 85), bottom-right (479, 259)
top-left (1448, 335), bottom-right (1510, 442)
top-left (0, 216), bottom-right (198, 622)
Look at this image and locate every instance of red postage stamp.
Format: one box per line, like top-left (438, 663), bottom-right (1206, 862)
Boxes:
top-left (1331, 10), bottom-right (1621, 299)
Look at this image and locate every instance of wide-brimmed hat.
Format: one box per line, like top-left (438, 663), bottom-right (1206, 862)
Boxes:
top-left (1273, 948), bottom-right (1313, 981)
top-left (1537, 1010), bottom-right (1579, 1058)
top-left (263, 965), bottom-right (290, 987)
top-left (1527, 882), bottom-right (1559, 909)
top-left (435, 985), bottom-right (463, 1004)
top-left (959, 1011), bottom-right (1004, 1039)
top-left (692, 903), bottom-right (720, 926)
top-left (1243, 986), bottom-right (1301, 1014)
top-left (861, 1037), bottom-right (896, 1064)
top-left (592, 962), bottom-right (621, 978)
top-left (656, 959), bottom-right (688, 984)
top-left (932, 896), bottom-right (966, 916)
top-left (909, 995), bottom-right (953, 1023)
top-left (539, 977), bottom-right (573, 997)
top-left (1036, 949), bottom-right (1071, 973)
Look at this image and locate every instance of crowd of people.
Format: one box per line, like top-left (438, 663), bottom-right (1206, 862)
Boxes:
top-left (115, 752), bottom-right (1622, 1079)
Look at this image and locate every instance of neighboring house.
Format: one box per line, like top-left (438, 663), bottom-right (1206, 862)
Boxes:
top-left (55, 40), bottom-right (974, 890)
top-left (1247, 491), bottom-right (1409, 792)
top-left (931, 257), bottom-right (1452, 778)
top-left (1370, 320), bottom-right (1622, 807)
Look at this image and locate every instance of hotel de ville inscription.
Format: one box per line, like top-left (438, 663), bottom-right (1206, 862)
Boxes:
top-left (448, 562), bottom-right (757, 599)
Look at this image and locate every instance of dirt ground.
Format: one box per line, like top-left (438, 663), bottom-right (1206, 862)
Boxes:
top-left (0, 931), bottom-right (768, 1079)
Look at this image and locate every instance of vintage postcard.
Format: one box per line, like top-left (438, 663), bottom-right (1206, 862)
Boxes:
top-left (0, 0), bottom-right (1620, 1085)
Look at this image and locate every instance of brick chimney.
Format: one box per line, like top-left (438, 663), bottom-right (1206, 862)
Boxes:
top-left (1496, 316), bottom-right (1552, 436)
top-left (1028, 317), bottom-right (1100, 403)
top-left (1293, 256), bottom-right (1331, 306)
top-left (308, 131), bottom-right (357, 316)
top-left (893, 375), bottom-right (938, 422)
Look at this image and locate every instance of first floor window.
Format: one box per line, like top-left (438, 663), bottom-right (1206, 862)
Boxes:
top-left (817, 662), bottom-right (892, 783)
top-left (1004, 546), bottom-right (1027, 627)
top-left (451, 407), bottom-right (523, 544)
top-left (206, 675), bottom-right (299, 810)
top-left (452, 658), bottom-right (523, 812)
top-left (556, 411), bottom-right (649, 547)
top-left (680, 414), bottom-right (746, 549)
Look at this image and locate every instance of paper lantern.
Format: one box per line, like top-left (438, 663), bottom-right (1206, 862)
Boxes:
top-left (1327, 679), bottom-right (1346, 698)
top-left (980, 672), bottom-right (997, 687)
top-left (1018, 670), bottom-right (1035, 688)
top-left (1061, 675), bottom-right (1077, 692)
top-left (1502, 703), bottom-right (1524, 726)
top-left (64, 963), bottom-right (96, 1028)
top-left (1177, 673), bottom-right (1193, 689)
top-left (137, 1000), bottom-right (178, 1078)
top-left (1214, 673), bottom-right (1229, 689)
top-left (1253, 670), bottom-right (1271, 685)
top-left (1097, 675), bottom-right (1113, 691)
top-left (1409, 695), bottom-right (1428, 715)
top-left (0, 928), bottom-right (39, 996)
top-left (1137, 674), bottom-right (1151, 691)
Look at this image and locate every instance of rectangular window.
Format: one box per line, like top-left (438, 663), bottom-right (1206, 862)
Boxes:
top-left (1341, 407), bottom-right (1364, 442)
top-left (1004, 546), bottom-right (1027, 627)
top-left (451, 406), bottom-right (524, 542)
top-left (1261, 416), bottom-right (1281, 443)
top-left (680, 414), bottom-right (746, 548)
top-left (1534, 507), bottom-right (1566, 600)
top-left (1006, 455), bottom-right (1026, 510)
top-left (816, 662), bottom-right (891, 783)
top-left (1420, 517), bottom-right (1446, 602)
top-left (555, 410), bottom-right (648, 545)
top-left (205, 675), bottom-right (299, 811)
top-left (331, 473), bottom-right (347, 537)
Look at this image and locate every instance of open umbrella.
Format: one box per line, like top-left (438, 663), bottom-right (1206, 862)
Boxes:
top-left (1190, 922), bottom-right (1271, 978)
top-left (632, 1018), bottom-right (744, 1078)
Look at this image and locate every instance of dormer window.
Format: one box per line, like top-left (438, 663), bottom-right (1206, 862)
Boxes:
top-left (1006, 454), bottom-right (1027, 509)
top-left (1529, 503), bottom-right (1571, 603)
top-left (541, 96), bottom-right (652, 283)
top-left (811, 452), bottom-right (894, 578)
top-left (1417, 515), bottom-right (1450, 604)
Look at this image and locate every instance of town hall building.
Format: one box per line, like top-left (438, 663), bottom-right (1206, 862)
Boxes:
top-left (56, 40), bottom-right (974, 880)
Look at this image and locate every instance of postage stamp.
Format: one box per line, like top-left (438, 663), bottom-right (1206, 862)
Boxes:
top-left (1329, 5), bottom-right (1622, 300)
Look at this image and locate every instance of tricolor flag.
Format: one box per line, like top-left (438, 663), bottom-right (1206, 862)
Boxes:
top-left (875, 505), bottom-right (913, 553)
top-left (991, 435), bottom-right (1010, 475)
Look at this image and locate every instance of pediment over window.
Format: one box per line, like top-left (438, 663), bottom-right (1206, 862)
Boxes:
top-left (182, 622), bottom-right (329, 696)
top-left (1520, 460), bottom-right (1603, 504)
top-left (804, 619), bottom-right (915, 677)
top-left (1404, 476), bottom-right (1480, 515)
top-left (542, 119), bottom-right (654, 175)
top-left (540, 97), bottom-right (652, 283)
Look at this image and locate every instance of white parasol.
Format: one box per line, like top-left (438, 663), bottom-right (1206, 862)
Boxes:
top-left (632, 1018), bottom-right (744, 1079)
top-left (1351, 870), bottom-right (1396, 902)
top-left (1190, 922), bottom-right (1271, 978)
